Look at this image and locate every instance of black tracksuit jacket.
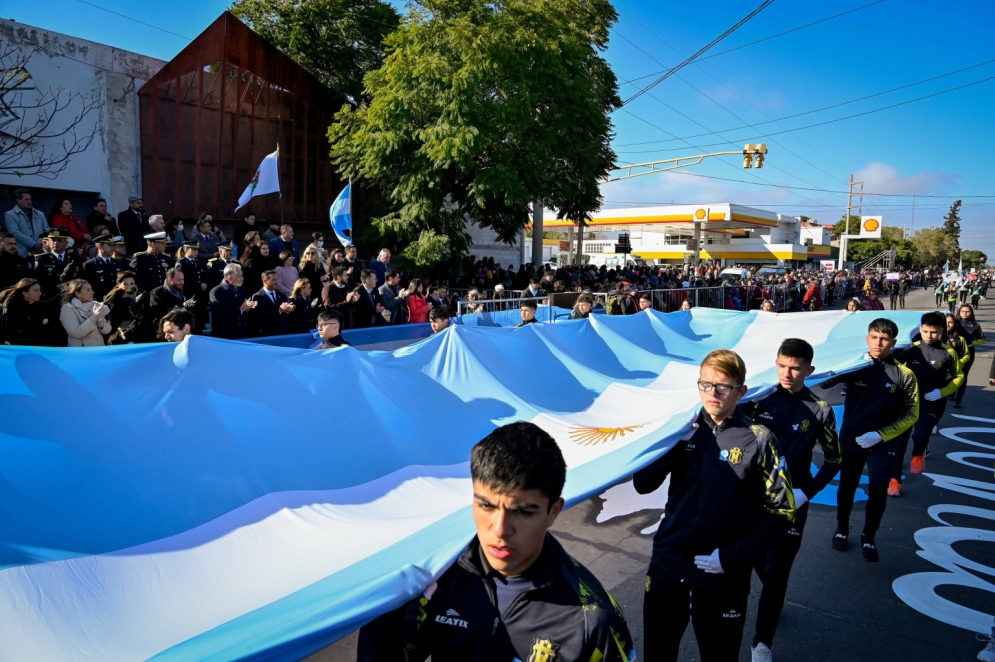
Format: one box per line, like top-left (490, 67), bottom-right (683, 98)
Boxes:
top-left (743, 385), bottom-right (841, 500)
top-left (818, 354), bottom-right (919, 447)
top-left (633, 408), bottom-right (795, 592)
top-left (357, 534), bottom-right (635, 662)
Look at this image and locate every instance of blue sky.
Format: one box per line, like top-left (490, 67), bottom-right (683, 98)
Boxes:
top-left (6, 0), bottom-right (995, 256)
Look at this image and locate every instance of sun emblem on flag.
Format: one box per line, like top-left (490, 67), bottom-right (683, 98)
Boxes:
top-left (569, 425), bottom-right (643, 446)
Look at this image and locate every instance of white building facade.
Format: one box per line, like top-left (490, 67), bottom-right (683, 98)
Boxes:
top-left (0, 20), bottom-right (164, 219)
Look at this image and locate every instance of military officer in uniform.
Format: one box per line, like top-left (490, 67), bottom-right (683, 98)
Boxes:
top-left (205, 241), bottom-right (236, 291)
top-left (130, 231), bottom-right (173, 294)
top-left (176, 240), bottom-right (208, 330)
top-left (83, 235), bottom-right (121, 300)
top-left (33, 228), bottom-right (82, 300)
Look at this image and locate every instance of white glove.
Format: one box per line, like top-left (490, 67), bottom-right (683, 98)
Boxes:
top-left (680, 422), bottom-right (699, 441)
top-left (924, 389), bottom-right (942, 402)
top-left (92, 303), bottom-right (109, 318)
top-left (793, 488), bottom-right (808, 509)
top-left (855, 431), bottom-right (882, 449)
top-left (693, 548), bottom-right (725, 574)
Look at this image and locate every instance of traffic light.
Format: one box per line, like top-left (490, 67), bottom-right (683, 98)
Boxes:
top-left (743, 143), bottom-right (768, 168)
top-left (755, 143), bottom-right (767, 168)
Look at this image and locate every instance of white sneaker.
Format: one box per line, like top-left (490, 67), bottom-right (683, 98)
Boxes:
top-left (752, 642), bottom-right (773, 662)
top-left (979, 635), bottom-right (995, 662)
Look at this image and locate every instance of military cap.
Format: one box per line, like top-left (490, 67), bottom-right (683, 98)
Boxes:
top-left (181, 240), bottom-right (200, 249)
top-left (41, 228), bottom-right (70, 240)
top-left (144, 231), bottom-right (170, 244)
top-left (93, 234), bottom-right (115, 244)
top-left (218, 241), bottom-right (235, 251)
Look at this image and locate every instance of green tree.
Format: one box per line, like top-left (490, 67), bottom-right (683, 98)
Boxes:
top-left (328, 0), bottom-right (620, 268)
top-left (230, 0), bottom-right (400, 104)
top-left (833, 214), bottom-right (861, 237)
top-left (910, 227), bottom-right (957, 269)
top-left (844, 226), bottom-right (914, 268)
top-left (941, 199), bottom-right (962, 251)
top-left (961, 249), bottom-right (988, 271)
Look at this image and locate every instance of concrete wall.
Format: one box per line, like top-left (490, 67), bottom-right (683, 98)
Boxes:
top-left (0, 20), bottom-right (164, 213)
top-left (466, 221), bottom-right (521, 269)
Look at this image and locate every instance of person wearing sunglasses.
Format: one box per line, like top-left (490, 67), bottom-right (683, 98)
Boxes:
top-left (635, 349), bottom-right (795, 662)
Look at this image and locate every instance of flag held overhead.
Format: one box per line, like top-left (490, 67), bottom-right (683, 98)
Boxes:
top-left (235, 147), bottom-right (281, 213)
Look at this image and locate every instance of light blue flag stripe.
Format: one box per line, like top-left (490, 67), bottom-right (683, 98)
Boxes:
top-left (329, 183), bottom-right (352, 247)
top-left (0, 308), bottom-right (924, 660)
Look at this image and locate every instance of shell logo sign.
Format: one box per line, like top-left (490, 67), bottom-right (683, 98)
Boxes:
top-left (694, 208), bottom-right (707, 220)
top-left (859, 215), bottom-right (883, 238)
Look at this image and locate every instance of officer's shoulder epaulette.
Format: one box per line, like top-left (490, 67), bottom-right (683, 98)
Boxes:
top-left (133, 251), bottom-right (148, 257)
top-left (30, 253), bottom-right (45, 258)
top-left (207, 257), bottom-right (219, 263)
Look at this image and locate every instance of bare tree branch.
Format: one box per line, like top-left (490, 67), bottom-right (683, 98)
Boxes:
top-left (0, 28), bottom-right (103, 179)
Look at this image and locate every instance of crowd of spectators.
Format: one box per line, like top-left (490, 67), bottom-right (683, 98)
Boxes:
top-left (0, 187), bottom-right (974, 348)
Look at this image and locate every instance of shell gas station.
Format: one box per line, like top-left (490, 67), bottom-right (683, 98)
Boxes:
top-left (542, 203), bottom-right (835, 267)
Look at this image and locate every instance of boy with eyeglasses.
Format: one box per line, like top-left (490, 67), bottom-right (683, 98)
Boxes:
top-left (635, 349), bottom-right (795, 662)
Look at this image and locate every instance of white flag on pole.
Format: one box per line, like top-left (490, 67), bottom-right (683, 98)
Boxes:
top-left (235, 148), bottom-right (280, 212)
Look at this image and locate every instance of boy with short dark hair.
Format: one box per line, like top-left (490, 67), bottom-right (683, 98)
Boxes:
top-left (357, 422), bottom-right (635, 662)
top-left (890, 311), bottom-right (963, 488)
top-left (742, 338), bottom-right (840, 661)
top-left (517, 299), bottom-right (538, 327)
top-left (819, 318), bottom-right (919, 561)
top-left (315, 310), bottom-right (349, 349)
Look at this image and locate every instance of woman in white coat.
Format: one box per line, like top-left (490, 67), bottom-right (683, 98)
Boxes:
top-left (60, 279), bottom-right (113, 346)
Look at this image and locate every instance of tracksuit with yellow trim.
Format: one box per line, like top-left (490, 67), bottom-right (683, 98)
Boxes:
top-left (634, 407), bottom-right (795, 662)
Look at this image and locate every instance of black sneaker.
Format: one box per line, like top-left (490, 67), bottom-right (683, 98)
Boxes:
top-left (953, 402), bottom-right (963, 409)
top-left (832, 527), bottom-right (849, 551)
top-left (861, 534), bottom-right (879, 562)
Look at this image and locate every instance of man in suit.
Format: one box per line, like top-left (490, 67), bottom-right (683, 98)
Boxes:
top-left (267, 224), bottom-right (300, 263)
top-left (0, 232), bottom-right (31, 289)
top-left (82, 235), bottom-right (121, 300)
top-left (379, 269), bottom-right (409, 325)
top-left (210, 262), bottom-right (256, 339)
top-left (351, 269), bottom-right (384, 329)
top-left (85, 198), bottom-right (119, 236)
top-left (33, 228), bottom-right (82, 300)
top-left (4, 189), bottom-right (49, 257)
top-left (130, 232), bottom-right (173, 294)
top-left (143, 268), bottom-right (188, 341)
top-left (117, 196), bottom-right (149, 255)
top-left (249, 270), bottom-right (296, 336)
top-left (343, 244), bottom-right (363, 287)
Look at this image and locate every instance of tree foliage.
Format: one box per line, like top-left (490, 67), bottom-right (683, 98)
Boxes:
top-left (941, 199), bottom-right (962, 251)
top-left (833, 214), bottom-right (861, 237)
top-left (910, 227), bottom-right (957, 269)
top-left (328, 0), bottom-right (620, 268)
top-left (846, 225), bottom-right (914, 268)
top-left (230, 0), bottom-right (400, 105)
top-left (961, 249), bottom-right (988, 271)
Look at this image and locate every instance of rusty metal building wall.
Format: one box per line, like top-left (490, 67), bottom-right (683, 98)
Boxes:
top-left (139, 12), bottom-right (339, 224)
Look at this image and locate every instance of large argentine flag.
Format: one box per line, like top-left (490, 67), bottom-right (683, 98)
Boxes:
top-left (329, 183), bottom-right (352, 247)
top-left (0, 309), bottom-right (923, 660)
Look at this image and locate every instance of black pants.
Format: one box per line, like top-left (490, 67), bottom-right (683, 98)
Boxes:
top-left (956, 360), bottom-right (973, 405)
top-left (892, 399), bottom-right (942, 482)
top-left (753, 504), bottom-right (809, 648)
top-left (643, 568), bottom-right (749, 662)
top-left (837, 441), bottom-right (895, 537)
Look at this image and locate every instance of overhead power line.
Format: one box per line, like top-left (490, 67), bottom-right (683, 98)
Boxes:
top-left (616, 73), bottom-right (995, 155)
top-left (75, 0), bottom-right (192, 40)
top-left (618, 0), bottom-right (887, 87)
top-left (621, 0), bottom-right (777, 107)
top-left (617, 56), bottom-right (995, 147)
top-left (607, 169), bottom-right (995, 199)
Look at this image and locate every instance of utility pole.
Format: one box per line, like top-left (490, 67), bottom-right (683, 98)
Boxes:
top-left (839, 174), bottom-right (864, 268)
top-left (910, 192), bottom-right (916, 234)
top-left (531, 203), bottom-right (543, 266)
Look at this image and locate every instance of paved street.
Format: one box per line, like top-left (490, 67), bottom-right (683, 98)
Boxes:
top-left (315, 286), bottom-right (995, 661)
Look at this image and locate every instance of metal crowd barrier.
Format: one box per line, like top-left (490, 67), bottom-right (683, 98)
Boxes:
top-left (455, 295), bottom-right (554, 322)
